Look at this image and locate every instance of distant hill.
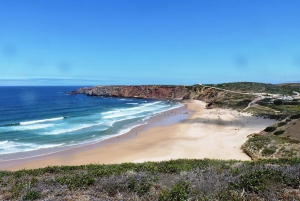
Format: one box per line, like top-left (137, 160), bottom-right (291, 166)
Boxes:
top-left (207, 82), bottom-right (300, 95)
top-left (71, 83), bottom-right (300, 120)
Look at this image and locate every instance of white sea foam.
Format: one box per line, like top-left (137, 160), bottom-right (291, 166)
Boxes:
top-left (127, 103), bottom-right (138, 105)
top-left (0, 140), bottom-right (64, 155)
top-left (43, 122), bottom-right (108, 135)
top-left (101, 110), bottom-right (121, 115)
top-left (102, 101), bottom-right (163, 119)
top-left (11, 124), bottom-right (54, 131)
top-left (43, 124), bottom-right (95, 135)
top-left (114, 115), bottom-right (145, 123)
top-left (104, 120), bottom-right (115, 127)
top-left (77, 122), bottom-right (148, 147)
top-left (20, 117), bottom-right (64, 125)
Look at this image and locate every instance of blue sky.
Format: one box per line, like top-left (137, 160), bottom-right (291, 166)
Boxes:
top-left (1, 0), bottom-right (300, 86)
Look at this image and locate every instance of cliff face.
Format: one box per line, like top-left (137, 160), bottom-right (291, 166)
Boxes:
top-left (70, 85), bottom-right (191, 100)
top-left (70, 85), bottom-right (254, 105)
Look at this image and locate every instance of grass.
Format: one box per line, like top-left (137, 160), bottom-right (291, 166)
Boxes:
top-left (270, 105), bottom-right (300, 115)
top-left (244, 105), bottom-right (288, 120)
top-left (262, 147), bottom-right (277, 156)
top-left (242, 133), bottom-right (299, 161)
top-left (1, 158), bottom-right (300, 200)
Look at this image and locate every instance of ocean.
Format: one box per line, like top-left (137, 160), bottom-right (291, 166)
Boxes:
top-left (0, 86), bottom-right (181, 159)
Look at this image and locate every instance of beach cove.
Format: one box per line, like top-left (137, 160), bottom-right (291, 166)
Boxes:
top-left (0, 100), bottom-right (278, 171)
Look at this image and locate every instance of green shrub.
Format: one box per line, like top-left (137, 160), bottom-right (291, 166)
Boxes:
top-left (262, 148), bottom-right (276, 156)
top-left (274, 99), bottom-right (283, 105)
top-left (127, 177), bottom-right (154, 195)
top-left (159, 181), bottom-right (191, 201)
top-left (290, 114), bottom-right (300, 119)
top-left (230, 169), bottom-right (284, 193)
top-left (243, 135), bottom-right (271, 150)
top-left (56, 174), bottom-right (95, 190)
top-left (274, 130), bottom-right (285, 135)
top-left (264, 126), bottom-right (276, 132)
top-left (10, 183), bottom-right (22, 199)
top-left (277, 122), bottom-right (287, 127)
top-left (23, 190), bottom-right (41, 200)
top-left (218, 190), bottom-right (242, 201)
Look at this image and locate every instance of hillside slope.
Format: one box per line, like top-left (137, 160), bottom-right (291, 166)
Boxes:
top-left (207, 82), bottom-right (300, 95)
top-left (243, 114), bottom-right (300, 160)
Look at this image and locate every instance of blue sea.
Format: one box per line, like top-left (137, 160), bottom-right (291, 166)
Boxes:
top-left (0, 86), bottom-right (181, 158)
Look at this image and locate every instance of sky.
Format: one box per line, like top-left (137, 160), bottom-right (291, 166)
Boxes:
top-left (1, 0), bottom-right (300, 86)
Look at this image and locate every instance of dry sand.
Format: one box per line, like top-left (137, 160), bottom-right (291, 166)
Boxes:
top-left (0, 100), bottom-right (277, 171)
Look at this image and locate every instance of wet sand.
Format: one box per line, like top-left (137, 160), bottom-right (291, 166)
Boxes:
top-left (0, 100), bottom-right (277, 171)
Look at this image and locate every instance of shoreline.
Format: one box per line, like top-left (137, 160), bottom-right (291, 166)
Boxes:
top-left (0, 103), bottom-right (190, 170)
top-left (0, 102), bottom-right (187, 162)
top-left (0, 100), bottom-right (278, 171)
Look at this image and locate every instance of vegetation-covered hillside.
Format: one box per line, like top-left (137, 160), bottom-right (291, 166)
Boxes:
top-left (203, 82), bottom-right (300, 119)
top-left (243, 114), bottom-right (300, 160)
top-left (1, 159), bottom-right (300, 200)
top-left (207, 82), bottom-right (300, 95)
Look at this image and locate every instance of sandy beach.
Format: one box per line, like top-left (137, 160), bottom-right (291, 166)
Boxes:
top-left (0, 100), bottom-right (278, 171)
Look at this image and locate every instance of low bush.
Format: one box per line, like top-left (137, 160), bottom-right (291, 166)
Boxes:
top-left (274, 99), bottom-right (283, 105)
top-left (264, 126), bottom-right (276, 132)
top-left (159, 181), bottom-right (191, 201)
top-left (277, 122), bottom-right (287, 127)
top-left (230, 169), bottom-right (284, 193)
top-left (55, 174), bottom-right (95, 190)
top-left (262, 148), bottom-right (276, 156)
top-left (23, 190), bottom-right (41, 200)
top-left (274, 130), bottom-right (285, 135)
top-left (290, 114), bottom-right (300, 119)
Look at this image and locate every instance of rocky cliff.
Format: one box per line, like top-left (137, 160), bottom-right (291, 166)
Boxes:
top-left (70, 85), bottom-right (255, 108)
top-left (70, 85), bottom-right (190, 100)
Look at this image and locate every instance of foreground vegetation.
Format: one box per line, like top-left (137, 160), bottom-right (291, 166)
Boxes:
top-left (1, 158), bottom-right (300, 200)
